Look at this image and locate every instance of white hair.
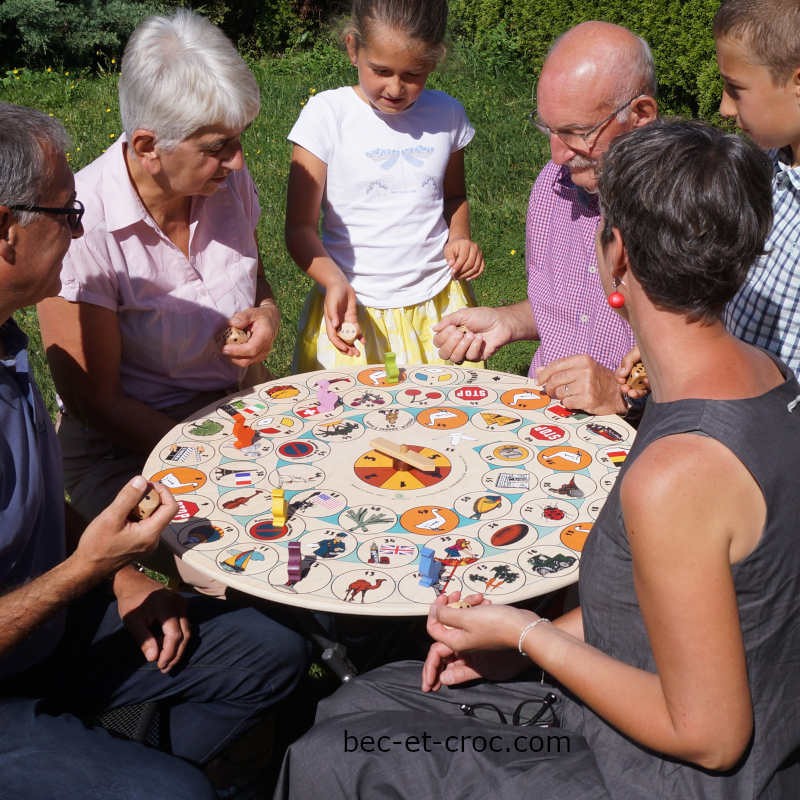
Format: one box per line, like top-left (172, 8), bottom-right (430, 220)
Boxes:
top-left (119, 9), bottom-right (260, 149)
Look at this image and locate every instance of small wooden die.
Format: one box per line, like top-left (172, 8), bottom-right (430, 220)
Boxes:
top-left (222, 326), bottom-right (250, 346)
top-left (627, 360), bottom-right (648, 392)
top-left (130, 486), bottom-right (160, 521)
top-left (337, 321), bottom-right (360, 345)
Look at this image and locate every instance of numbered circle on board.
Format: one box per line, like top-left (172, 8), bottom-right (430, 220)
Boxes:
top-left (500, 387), bottom-right (549, 411)
top-left (149, 466), bottom-right (207, 495)
top-left (448, 385), bottom-right (497, 407)
top-left (298, 528), bottom-right (357, 560)
top-left (536, 445), bottom-right (593, 472)
top-left (576, 421), bottom-right (631, 445)
top-left (397, 570), bottom-right (456, 605)
top-left (250, 414), bottom-right (299, 438)
top-left (210, 461), bottom-right (268, 489)
top-left (462, 560), bottom-right (527, 596)
top-left (453, 491), bottom-right (512, 523)
top-left (518, 496), bottom-right (579, 528)
top-left (332, 569), bottom-right (396, 604)
top-left (217, 398), bottom-right (269, 422)
top-left (259, 382), bottom-right (309, 405)
top-left (219, 437), bottom-right (274, 461)
top-left (269, 464), bottom-right (326, 492)
top-left (216, 487), bottom-right (271, 516)
top-left (289, 489), bottom-right (348, 519)
top-left (268, 559), bottom-right (332, 594)
top-left (469, 408), bottom-right (522, 433)
top-left (424, 533), bottom-right (484, 566)
top-left (362, 407), bottom-right (416, 432)
top-left (518, 422), bottom-right (570, 446)
top-left (247, 515), bottom-right (305, 542)
top-left (481, 467), bottom-right (537, 495)
top-left (596, 446), bottom-right (631, 470)
top-left (216, 544), bottom-right (277, 576)
top-left (181, 415), bottom-right (232, 441)
top-left (159, 441), bottom-right (215, 468)
top-left (400, 505), bottom-right (460, 535)
top-left (415, 406), bottom-right (469, 430)
top-left (408, 366), bottom-right (463, 387)
top-left (276, 438), bottom-right (331, 463)
top-left (342, 388), bottom-right (393, 410)
top-left (479, 441), bottom-right (534, 466)
top-left (177, 519), bottom-right (240, 551)
top-left (312, 418), bottom-right (366, 442)
top-left (395, 387), bottom-right (445, 407)
top-left (357, 536), bottom-right (418, 569)
top-left (307, 372), bottom-right (356, 394)
top-left (542, 403), bottom-right (591, 423)
top-left (560, 522), bottom-right (593, 552)
top-left (170, 494), bottom-right (215, 524)
top-left (356, 367), bottom-right (407, 388)
top-left (477, 519), bottom-right (538, 550)
top-left (339, 504), bottom-right (397, 534)
top-left (539, 472), bottom-right (598, 500)
top-left (518, 545), bottom-right (579, 579)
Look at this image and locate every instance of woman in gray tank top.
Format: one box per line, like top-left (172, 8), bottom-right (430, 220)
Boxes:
top-left (276, 120), bottom-right (800, 800)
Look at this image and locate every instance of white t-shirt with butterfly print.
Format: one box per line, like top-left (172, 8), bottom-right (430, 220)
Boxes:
top-left (288, 86), bottom-right (475, 308)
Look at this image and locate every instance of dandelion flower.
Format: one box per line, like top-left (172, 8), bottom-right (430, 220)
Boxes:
top-left (109, 133), bottom-right (116, 139)
top-left (510, 249), bottom-right (517, 256)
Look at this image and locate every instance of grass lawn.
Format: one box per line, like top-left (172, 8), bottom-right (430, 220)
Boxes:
top-left (3, 39), bottom-right (547, 417)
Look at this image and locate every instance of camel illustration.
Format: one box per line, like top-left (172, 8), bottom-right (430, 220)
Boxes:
top-left (344, 578), bottom-right (386, 603)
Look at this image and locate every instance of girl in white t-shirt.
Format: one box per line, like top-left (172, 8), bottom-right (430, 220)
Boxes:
top-left (287, 0), bottom-right (484, 370)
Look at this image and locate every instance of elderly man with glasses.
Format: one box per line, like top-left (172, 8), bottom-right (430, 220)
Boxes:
top-left (435, 21), bottom-right (657, 415)
top-left (0, 102), bottom-right (306, 800)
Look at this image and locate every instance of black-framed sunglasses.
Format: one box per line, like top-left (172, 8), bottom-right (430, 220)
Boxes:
top-left (9, 199), bottom-right (84, 232)
top-left (530, 95), bottom-right (641, 152)
top-left (459, 692), bottom-right (559, 728)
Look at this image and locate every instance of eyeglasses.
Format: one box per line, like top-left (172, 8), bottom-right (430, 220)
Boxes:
top-left (530, 96), bottom-right (641, 152)
top-left (9, 199), bottom-right (84, 232)
top-left (459, 692), bottom-right (559, 728)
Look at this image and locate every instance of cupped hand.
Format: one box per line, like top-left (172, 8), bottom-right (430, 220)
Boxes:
top-left (76, 476), bottom-right (177, 580)
top-left (536, 354), bottom-right (627, 415)
top-left (116, 571), bottom-right (191, 673)
top-left (323, 280), bottom-right (361, 356)
top-left (445, 237), bottom-right (485, 281)
top-left (433, 307), bottom-right (507, 363)
top-left (224, 302), bottom-right (281, 367)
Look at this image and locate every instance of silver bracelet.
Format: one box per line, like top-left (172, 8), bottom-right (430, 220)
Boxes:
top-left (517, 617), bottom-right (551, 656)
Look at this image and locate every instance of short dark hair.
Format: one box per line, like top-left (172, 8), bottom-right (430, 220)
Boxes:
top-left (714, 0), bottom-right (800, 83)
top-left (348, 0), bottom-right (448, 62)
top-left (598, 119), bottom-right (773, 322)
top-left (0, 103), bottom-right (70, 226)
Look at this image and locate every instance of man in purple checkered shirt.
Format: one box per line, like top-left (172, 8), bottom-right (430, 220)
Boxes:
top-left (435, 22), bottom-right (658, 415)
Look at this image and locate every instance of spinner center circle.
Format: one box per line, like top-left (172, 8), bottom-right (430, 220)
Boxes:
top-left (354, 445), bottom-right (452, 491)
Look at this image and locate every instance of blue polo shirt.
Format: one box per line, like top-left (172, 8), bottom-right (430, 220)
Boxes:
top-left (0, 318), bottom-right (66, 680)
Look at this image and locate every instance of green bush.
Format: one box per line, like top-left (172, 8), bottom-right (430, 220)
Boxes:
top-left (0, 0), bottom-right (167, 70)
top-left (449, 0), bottom-right (723, 118)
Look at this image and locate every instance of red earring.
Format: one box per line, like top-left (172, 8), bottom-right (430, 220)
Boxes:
top-left (607, 291), bottom-right (625, 308)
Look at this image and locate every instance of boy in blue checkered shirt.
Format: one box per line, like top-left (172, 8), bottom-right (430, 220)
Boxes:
top-left (715, 0), bottom-right (800, 376)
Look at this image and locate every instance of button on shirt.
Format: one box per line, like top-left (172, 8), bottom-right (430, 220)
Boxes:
top-left (526, 161), bottom-right (635, 377)
top-left (725, 150), bottom-right (800, 376)
top-left (0, 320), bottom-right (66, 680)
top-left (59, 137), bottom-right (262, 410)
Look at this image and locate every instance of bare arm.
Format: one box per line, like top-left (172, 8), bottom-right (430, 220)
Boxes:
top-left (224, 243), bottom-right (281, 367)
top-left (0, 478), bottom-right (176, 662)
top-left (431, 434), bottom-right (760, 770)
top-left (433, 300), bottom-right (539, 364)
top-left (38, 297), bottom-right (177, 454)
top-left (285, 144), bottom-right (358, 355)
top-left (442, 149), bottom-right (484, 281)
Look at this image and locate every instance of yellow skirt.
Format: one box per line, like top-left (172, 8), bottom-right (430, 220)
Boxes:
top-left (293, 279), bottom-right (484, 372)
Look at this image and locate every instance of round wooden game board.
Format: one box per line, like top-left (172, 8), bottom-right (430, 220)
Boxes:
top-left (143, 365), bottom-right (635, 615)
